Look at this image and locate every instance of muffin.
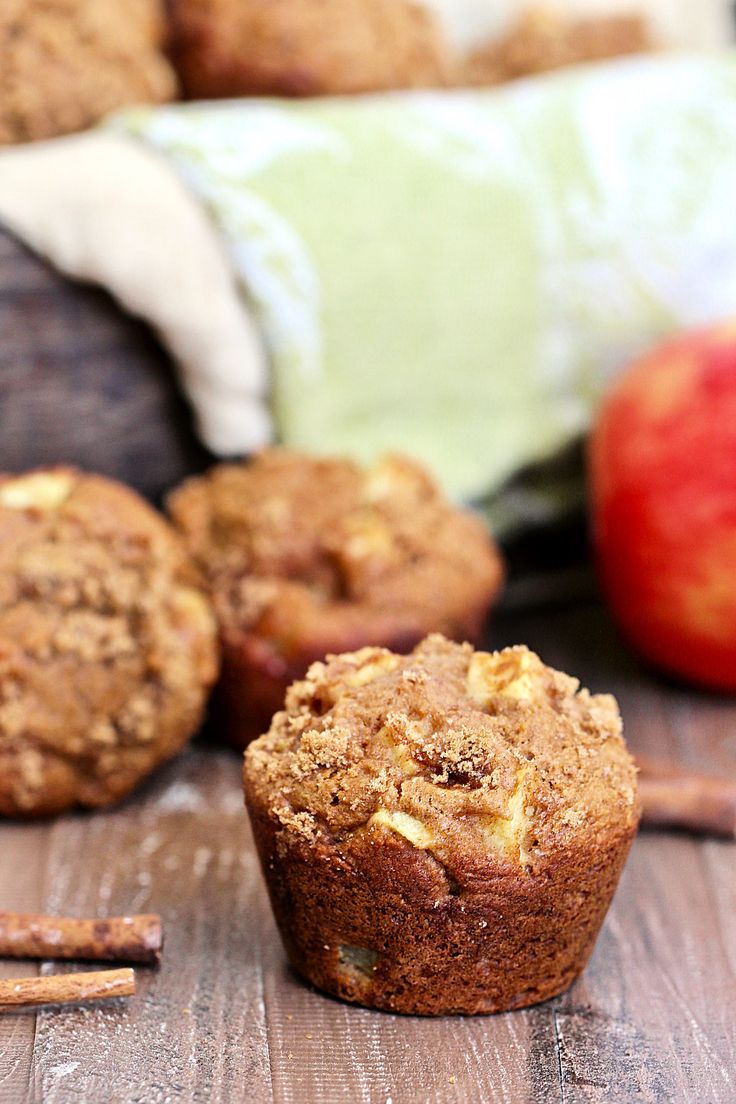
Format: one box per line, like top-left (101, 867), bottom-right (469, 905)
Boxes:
top-left (244, 635), bottom-right (639, 1015)
top-left (0, 0), bottom-right (176, 145)
top-left (167, 0), bottom-right (453, 99)
top-left (463, 9), bottom-right (652, 86)
top-left (0, 468), bottom-right (219, 816)
top-left (168, 450), bottom-right (503, 748)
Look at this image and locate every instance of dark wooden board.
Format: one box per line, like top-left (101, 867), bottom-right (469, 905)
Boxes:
top-left (0, 601), bottom-right (734, 1104)
top-left (0, 227), bottom-right (212, 505)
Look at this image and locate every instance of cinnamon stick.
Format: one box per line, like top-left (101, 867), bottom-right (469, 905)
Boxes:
top-left (636, 755), bottom-right (736, 839)
top-left (0, 968), bottom-right (135, 1011)
top-left (0, 913), bottom-right (163, 965)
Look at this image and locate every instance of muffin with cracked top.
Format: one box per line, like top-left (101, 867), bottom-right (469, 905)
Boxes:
top-left (244, 635), bottom-right (639, 1015)
top-left (0, 468), bottom-right (219, 816)
top-left (168, 450), bottom-right (503, 748)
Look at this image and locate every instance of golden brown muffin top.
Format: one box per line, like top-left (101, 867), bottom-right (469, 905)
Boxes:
top-left (168, 0), bottom-right (453, 99)
top-left (168, 451), bottom-right (503, 657)
top-left (0, 468), bottom-right (218, 815)
top-left (0, 0), bottom-right (176, 145)
top-left (246, 635), bottom-right (639, 875)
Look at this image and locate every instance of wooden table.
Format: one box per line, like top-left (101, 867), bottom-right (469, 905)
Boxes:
top-left (1, 600), bottom-right (734, 1104)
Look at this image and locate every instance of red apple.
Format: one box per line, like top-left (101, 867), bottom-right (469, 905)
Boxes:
top-left (588, 322), bottom-right (736, 690)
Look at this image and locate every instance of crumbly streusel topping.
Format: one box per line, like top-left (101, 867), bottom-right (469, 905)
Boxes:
top-left (245, 635), bottom-right (639, 872)
top-left (0, 468), bottom-right (218, 813)
top-left (168, 450), bottom-right (503, 655)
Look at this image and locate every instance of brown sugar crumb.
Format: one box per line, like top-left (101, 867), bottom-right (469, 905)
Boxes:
top-left (169, 450), bottom-right (504, 748)
top-left (0, 0), bottom-right (176, 145)
top-left (247, 635), bottom-right (639, 873)
top-left (168, 452), bottom-right (501, 641)
top-left (0, 468), bottom-right (219, 816)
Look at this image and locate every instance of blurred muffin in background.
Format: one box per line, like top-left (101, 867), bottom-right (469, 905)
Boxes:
top-left (168, 450), bottom-right (503, 748)
top-left (463, 8), bottom-right (652, 85)
top-left (167, 0), bottom-right (705, 102)
top-left (0, 0), bottom-right (176, 145)
top-left (427, 0), bottom-right (732, 57)
top-left (167, 0), bottom-right (454, 98)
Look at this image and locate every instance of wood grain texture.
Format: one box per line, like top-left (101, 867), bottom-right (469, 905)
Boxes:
top-left (0, 823), bottom-right (49, 1104)
top-left (0, 227), bottom-right (212, 505)
top-left (0, 605), bottom-right (734, 1103)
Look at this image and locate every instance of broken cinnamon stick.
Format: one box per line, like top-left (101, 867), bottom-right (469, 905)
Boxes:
top-left (636, 755), bottom-right (736, 839)
top-left (0, 913), bottom-right (163, 965)
top-left (0, 968), bottom-right (135, 1011)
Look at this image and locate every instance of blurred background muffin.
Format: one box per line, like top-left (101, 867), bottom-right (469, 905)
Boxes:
top-left (168, 451), bottom-right (503, 747)
top-left (167, 0), bottom-right (453, 99)
top-left (0, 468), bottom-right (219, 815)
top-left (427, 0), bottom-right (732, 53)
top-left (462, 8), bottom-right (652, 85)
top-left (0, 0), bottom-right (176, 144)
top-left (166, 1), bottom-right (732, 101)
top-left (166, 0), bottom-right (657, 100)
top-left (1, 0), bottom-right (731, 144)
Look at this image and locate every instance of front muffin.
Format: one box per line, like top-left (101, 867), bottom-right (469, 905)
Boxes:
top-left (0, 468), bottom-right (219, 816)
top-left (168, 450), bottom-right (504, 748)
top-left (244, 635), bottom-right (639, 1015)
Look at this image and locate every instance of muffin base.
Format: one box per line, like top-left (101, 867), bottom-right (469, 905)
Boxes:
top-left (246, 795), bottom-right (637, 1016)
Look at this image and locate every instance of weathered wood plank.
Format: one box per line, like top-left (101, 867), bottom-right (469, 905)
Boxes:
top-left (551, 836), bottom-right (736, 1103)
top-left (28, 751), bottom-right (273, 1104)
top-left (0, 227), bottom-right (212, 505)
top-left (0, 824), bottom-right (48, 1104)
top-left (260, 940), bottom-right (561, 1104)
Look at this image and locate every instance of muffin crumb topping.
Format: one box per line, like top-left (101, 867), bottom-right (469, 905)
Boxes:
top-left (168, 450), bottom-right (503, 662)
top-left (0, 468), bottom-right (219, 815)
top-left (246, 635), bottom-right (638, 876)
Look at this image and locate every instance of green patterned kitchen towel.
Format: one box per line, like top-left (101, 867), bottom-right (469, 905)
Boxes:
top-left (111, 53), bottom-right (736, 531)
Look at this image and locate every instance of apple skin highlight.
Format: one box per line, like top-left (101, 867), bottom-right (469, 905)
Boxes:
top-left (589, 323), bottom-right (736, 690)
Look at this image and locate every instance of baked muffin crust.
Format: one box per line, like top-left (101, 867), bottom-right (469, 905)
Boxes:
top-left (0, 468), bottom-right (219, 815)
top-left (245, 635), bottom-right (639, 1014)
top-left (169, 450), bottom-right (503, 746)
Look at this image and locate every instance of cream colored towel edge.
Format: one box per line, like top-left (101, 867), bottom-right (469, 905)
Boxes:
top-left (0, 131), bottom-right (271, 456)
